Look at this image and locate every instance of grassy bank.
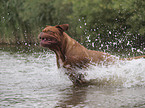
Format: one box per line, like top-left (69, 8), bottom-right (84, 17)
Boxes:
top-left (0, 0), bottom-right (144, 52)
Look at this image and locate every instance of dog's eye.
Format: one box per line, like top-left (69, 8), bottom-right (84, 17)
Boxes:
top-left (48, 31), bottom-right (55, 34)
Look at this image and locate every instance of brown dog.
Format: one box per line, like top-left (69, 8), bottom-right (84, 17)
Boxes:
top-left (38, 24), bottom-right (145, 86)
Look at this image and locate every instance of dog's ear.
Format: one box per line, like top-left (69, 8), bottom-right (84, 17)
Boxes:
top-left (55, 24), bottom-right (69, 32)
top-left (42, 25), bottom-right (50, 32)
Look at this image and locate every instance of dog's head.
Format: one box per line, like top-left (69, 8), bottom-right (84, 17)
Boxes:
top-left (38, 24), bottom-right (69, 49)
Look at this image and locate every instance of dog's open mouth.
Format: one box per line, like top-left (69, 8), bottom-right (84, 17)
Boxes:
top-left (40, 37), bottom-right (57, 44)
top-left (38, 32), bottom-right (59, 46)
top-left (40, 36), bottom-right (58, 47)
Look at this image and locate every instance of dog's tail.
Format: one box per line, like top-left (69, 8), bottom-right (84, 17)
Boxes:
top-left (119, 55), bottom-right (145, 60)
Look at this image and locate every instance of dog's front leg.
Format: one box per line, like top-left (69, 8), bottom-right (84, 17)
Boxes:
top-left (63, 63), bottom-right (88, 86)
top-left (66, 71), bottom-right (87, 86)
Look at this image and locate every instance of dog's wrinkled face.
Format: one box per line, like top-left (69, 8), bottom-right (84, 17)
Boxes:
top-left (38, 24), bottom-right (69, 49)
top-left (38, 28), bottom-right (60, 48)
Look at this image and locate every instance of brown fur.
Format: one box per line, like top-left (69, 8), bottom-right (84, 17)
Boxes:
top-left (38, 24), bottom-right (145, 86)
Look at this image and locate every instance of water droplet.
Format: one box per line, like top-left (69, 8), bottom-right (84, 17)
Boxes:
top-left (92, 42), bottom-right (94, 47)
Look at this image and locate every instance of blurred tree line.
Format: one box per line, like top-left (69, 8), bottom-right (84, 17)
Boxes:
top-left (0, 0), bottom-right (144, 52)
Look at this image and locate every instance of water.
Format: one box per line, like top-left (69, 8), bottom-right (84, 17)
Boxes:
top-left (0, 46), bottom-right (145, 108)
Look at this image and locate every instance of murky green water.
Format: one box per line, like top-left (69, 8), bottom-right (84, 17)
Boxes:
top-left (0, 45), bottom-right (145, 108)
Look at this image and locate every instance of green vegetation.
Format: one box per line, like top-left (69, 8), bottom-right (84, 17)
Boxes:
top-left (0, 0), bottom-right (144, 52)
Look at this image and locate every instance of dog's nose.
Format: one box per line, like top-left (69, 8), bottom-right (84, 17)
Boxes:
top-left (38, 32), bottom-right (43, 39)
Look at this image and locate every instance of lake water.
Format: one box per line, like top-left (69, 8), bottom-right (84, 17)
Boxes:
top-left (0, 45), bottom-right (145, 108)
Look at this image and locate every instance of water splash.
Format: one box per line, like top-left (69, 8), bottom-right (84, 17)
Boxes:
top-left (1, 46), bottom-right (144, 89)
top-left (82, 58), bottom-right (145, 88)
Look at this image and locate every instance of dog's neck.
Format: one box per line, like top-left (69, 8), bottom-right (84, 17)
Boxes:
top-left (53, 32), bottom-right (74, 68)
